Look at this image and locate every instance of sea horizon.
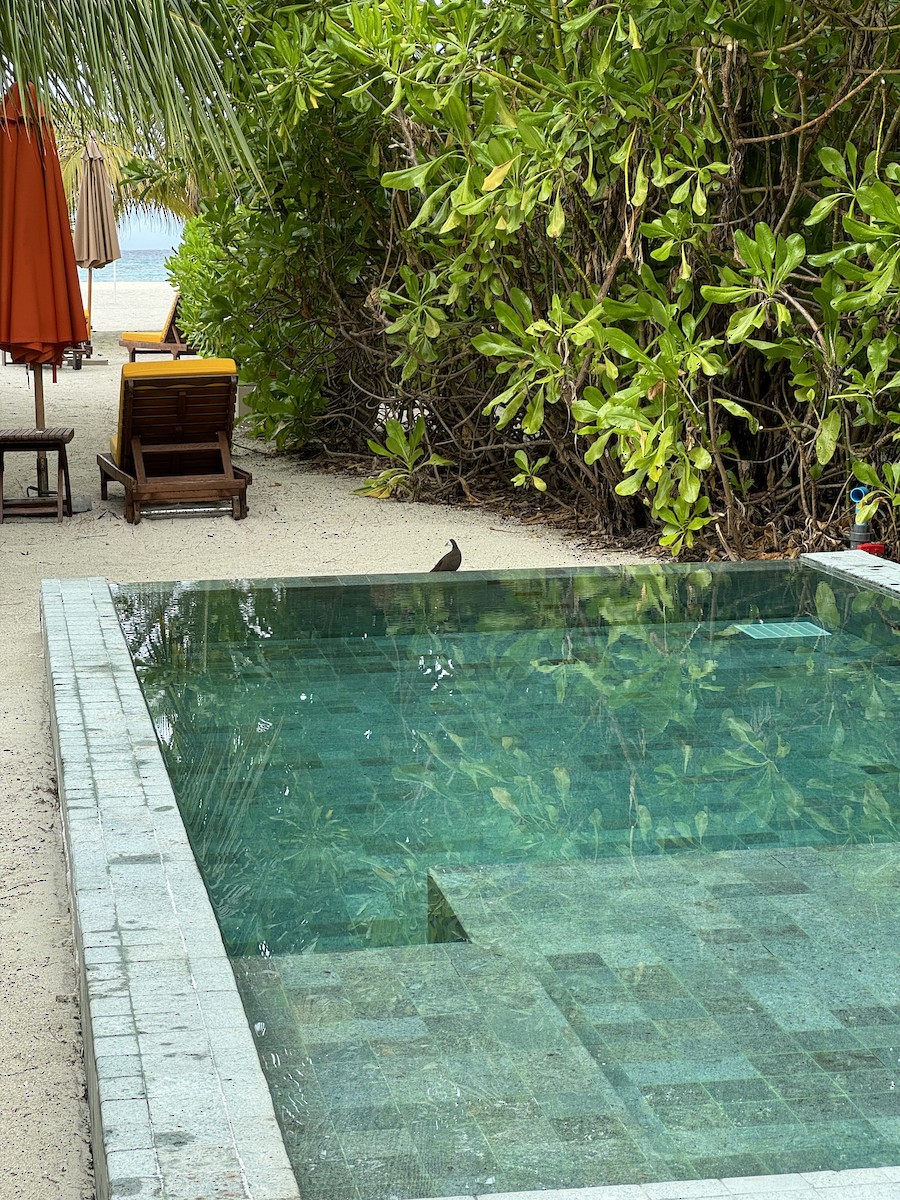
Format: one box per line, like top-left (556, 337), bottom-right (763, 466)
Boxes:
top-left (78, 247), bottom-right (174, 284)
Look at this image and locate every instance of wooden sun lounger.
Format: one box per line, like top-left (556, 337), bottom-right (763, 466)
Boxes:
top-left (97, 358), bottom-right (251, 524)
top-left (118, 293), bottom-right (198, 362)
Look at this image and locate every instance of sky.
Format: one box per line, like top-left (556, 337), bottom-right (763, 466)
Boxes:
top-left (118, 212), bottom-right (184, 252)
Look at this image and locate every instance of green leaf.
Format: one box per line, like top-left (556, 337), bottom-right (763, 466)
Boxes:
top-left (815, 581), bottom-right (841, 628)
top-left (818, 147), bottom-right (846, 178)
top-left (615, 472), bottom-right (645, 496)
top-left (725, 304), bottom-right (765, 343)
top-left (804, 194), bottom-right (843, 227)
top-left (546, 192), bottom-right (565, 239)
top-left (815, 409), bottom-right (841, 465)
top-left (715, 396), bottom-right (760, 433)
top-left (561, 7), bottom-right (603, 32)
top-left (381, 155), bottom-right (447, 190)
top-left (852, 460), bottom-right (881, 487)
top-left (754, 222), bottom-right (777, 264)
top-left (494, 301), bottom-right (526, 338)
top-left (632, 155), bottom-right (648, 207)
top-left (472, 332), bottom-right (523, 357)
top-left (701, 285), bottom-right (753, 304)
top-left (482, 158), bottom-right (516, 191)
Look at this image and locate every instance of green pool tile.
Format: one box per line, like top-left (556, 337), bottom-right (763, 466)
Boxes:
top-left (835, 1006), bottom-right (900, 1027)
top-left (545, 952), bottom-right (606, 970)
top-left (768, 1073), bottom-right (848, 1100)
top-left (286, 991), bottom-right (357, 1024)
top-left (651, 1018), bottom-right (726, 1043)
top-left (380, 1061), bottom-right (463, 1106)
top-left (703, 1077), bottom-right (774, 1102)
top-left (288, 1158), bottom-right (361, 1200)
top-left (408, 1116), bottom-right (503, 1182)
top-left (327, 1103), bottom-right (406, 1132)
top-left (113, 564), bottom-right (900, 1198)
top-left (602, 1038), bottom-right (676, 1065)
top-left (638, 997), bottom-right (711, 1021)
top-left (339, 1128), bottom-right (417, 1158)
top-left (719, 1097), bottom-right (799, 1127)
top-left (534, 1090), bottom-right (625, 1119)
top-left (648, 1100), bottom-right (729, 1132)
top-left (441, 1050), bottom-right (529, 1100)
top-left (812, 1047), bottom-right (885, 1071)
top-left (348, 1154), bottom-right (437, 1200)
top-left (788, 1093), bottom-right (868, 1121)
top-left (689, 1153), bottom-right (768, 1178)
top-left (829, 1068), bottom-right (898, 1094)
top-left (639, 1082), bottom-right (714, 1106)
top-left (318, 1075), bottom-right (394, 1112)
top-left (623, 1055), bottom-right (760, 1085)
top-left (549, 1114), bottom-right (629, 1142)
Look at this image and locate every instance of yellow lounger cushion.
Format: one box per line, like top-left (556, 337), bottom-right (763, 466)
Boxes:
top-left (122, 358), bottom-right (236, 379)
top-left (111, 358), bottom-right (238, 462)
top-left (121, 330), bottom-right (165, 343)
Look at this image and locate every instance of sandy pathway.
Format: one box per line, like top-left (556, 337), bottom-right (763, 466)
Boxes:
top-left (0, 283), bottom-right (646, 1199)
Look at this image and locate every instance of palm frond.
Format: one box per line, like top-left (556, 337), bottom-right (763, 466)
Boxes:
top-left (0, 0), bottom-right (258, 183)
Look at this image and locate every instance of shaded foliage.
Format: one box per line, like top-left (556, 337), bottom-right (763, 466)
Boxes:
top-left (169, 0), bottom-right (900, 553)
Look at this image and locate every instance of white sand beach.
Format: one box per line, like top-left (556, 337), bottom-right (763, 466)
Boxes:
top-left (0, 281), bottom-right (646, 1199)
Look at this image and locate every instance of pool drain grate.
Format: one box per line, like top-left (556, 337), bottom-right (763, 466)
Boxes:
top-left (735, 620), bottom-right (830, 639)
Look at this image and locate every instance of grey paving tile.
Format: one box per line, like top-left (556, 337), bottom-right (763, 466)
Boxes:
top-left (720, 1176), bottom-right (815, 1194)
top-left (43, 579), bottom-right (301, 1200)
top-left (645, 1183), bottom-right (734, 1198)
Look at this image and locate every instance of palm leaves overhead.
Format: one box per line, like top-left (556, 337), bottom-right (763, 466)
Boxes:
top-left (0, 0), bottom-right (256, 180)
top-left (57, 136), bottom-right (201, 220)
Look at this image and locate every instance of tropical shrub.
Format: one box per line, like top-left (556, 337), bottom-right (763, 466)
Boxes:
top-left (169, 0), bottom-right (900, 555)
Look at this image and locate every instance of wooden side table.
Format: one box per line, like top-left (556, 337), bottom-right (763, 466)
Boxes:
top-left (0, 427), bottom-right (74, 522)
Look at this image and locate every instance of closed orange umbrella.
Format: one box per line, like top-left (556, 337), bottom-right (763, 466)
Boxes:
top-left (0, 83), bottom-right (88, 494)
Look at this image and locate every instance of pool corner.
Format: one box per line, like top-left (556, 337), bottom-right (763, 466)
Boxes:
top-left (41, 576), bottom-right (300, 1200)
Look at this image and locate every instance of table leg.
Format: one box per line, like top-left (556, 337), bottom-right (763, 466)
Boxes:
top-left (60, 446), bottom-right (72, 517)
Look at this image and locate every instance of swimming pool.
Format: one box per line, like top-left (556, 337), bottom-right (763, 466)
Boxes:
top-left (110, 558), bottom-right (900, 1196)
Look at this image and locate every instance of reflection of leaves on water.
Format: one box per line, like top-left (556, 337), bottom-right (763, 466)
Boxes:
top-left (115, 564), bottom-right (900, 952)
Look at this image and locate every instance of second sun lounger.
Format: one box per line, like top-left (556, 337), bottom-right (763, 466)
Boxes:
top-left (118, 293), bottom-right (198, 361)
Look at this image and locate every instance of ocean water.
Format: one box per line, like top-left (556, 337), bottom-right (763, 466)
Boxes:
top-left (77, 248), bottom-right (173, 283)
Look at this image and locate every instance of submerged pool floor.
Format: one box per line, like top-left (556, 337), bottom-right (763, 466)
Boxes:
top-left (114, 562), bottom-right (900, 1196)
top-left (238, 847), bottom-right (900, 1198)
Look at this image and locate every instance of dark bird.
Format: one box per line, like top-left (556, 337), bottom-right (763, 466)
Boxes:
top-left (430, 538), bottom-right (461, 572)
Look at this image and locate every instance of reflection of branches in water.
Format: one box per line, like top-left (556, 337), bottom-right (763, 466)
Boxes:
top-left (174, 722), bottom-right (284, 951)
top-left (115, 563), bottom-right (900, 953)
top-left (114, 579), bottom-right (281, 672)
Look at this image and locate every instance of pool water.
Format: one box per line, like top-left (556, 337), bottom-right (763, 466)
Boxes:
top-left (115, 562), bottom-right (900, 1196)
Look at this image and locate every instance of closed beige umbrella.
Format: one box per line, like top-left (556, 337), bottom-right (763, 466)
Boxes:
top-left (73, 134), bottom-right (121, 340)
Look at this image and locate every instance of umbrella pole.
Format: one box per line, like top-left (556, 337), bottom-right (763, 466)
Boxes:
top-left (86, 268), bottom-right (93, 340)
top-left (34, 363), bottom-right (49, 495)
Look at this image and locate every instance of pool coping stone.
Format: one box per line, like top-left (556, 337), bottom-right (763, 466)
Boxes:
top-left (801, 548), bottom-right (900, 597)
top-left (42, 562), bottom-right (900, 1200)
top-left (42, 576), bottom-right (300, 1200)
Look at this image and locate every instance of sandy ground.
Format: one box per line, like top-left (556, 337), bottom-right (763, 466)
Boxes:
top-left (0, 282), bottom-right (646, 1200)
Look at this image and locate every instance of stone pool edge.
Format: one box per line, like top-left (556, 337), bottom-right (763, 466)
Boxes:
top-left (41, 566), bottom-right (900, 1200)
top-left (802, 547), bottom-right (900, 596)
top-left (42, 577), bottom-right (300, 1200)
